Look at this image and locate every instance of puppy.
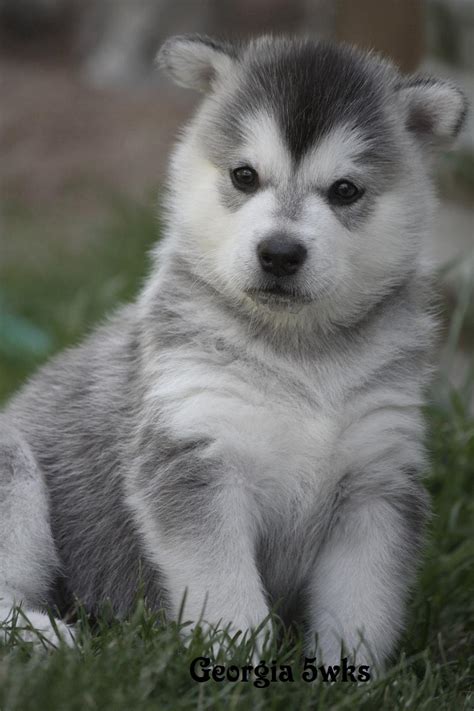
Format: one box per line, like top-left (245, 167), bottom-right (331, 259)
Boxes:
top-left (0, 35), bottom-right (466, 667)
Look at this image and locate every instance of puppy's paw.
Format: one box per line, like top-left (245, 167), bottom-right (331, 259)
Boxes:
top-left (211, 617), bottom-right (273, 664)
top-left (1, 607), bottom-right (76, 649)
top-left (182, 610), bottom-right (272, 664)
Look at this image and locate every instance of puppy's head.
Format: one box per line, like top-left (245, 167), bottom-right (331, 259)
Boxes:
top-left (158, 35), bottom-right (466, 324)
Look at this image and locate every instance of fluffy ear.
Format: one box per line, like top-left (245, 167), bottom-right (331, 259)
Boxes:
top-left (397, 77), bottom-right (467, 149)
top-left (157, 34), bottom-right (235, 92)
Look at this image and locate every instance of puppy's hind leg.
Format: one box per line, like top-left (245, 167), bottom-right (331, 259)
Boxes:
top-left (0, 417), bottom-right (73, 647)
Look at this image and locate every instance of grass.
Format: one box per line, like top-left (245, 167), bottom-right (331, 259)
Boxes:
top-left (0, 195), bottom-right (158, 402)
top-left (0, 196), bottom-right (473, 710)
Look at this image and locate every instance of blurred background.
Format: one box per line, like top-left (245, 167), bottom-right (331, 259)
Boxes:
top-left (0, 0), bottom-right (473, 403)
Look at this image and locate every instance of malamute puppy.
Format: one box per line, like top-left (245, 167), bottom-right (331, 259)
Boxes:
top-left (0, 35), bottom-right (466, 668)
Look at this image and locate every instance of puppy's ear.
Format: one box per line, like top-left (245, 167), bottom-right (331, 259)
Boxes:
top-left (157, 34), bottom-right (235, 92)
top-left (397, 76), bottom-right (467, 149)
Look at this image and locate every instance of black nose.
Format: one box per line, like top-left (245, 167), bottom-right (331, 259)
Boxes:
top-left (257, 235), bottom-right (307, 277)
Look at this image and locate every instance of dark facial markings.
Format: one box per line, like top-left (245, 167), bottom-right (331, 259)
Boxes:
top-left (205, 39), bottom-right (403, 223)
top-left (233, 39), bottom-right (399, 164)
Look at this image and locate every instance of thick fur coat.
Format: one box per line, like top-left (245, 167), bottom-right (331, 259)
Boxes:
top-left (0, 35), bottom-right (467, 668)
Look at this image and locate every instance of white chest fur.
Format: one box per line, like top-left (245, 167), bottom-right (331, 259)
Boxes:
top-left (147, 343), bottom-right (344, 510)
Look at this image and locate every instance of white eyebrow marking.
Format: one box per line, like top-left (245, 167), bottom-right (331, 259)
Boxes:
top-left (241, 111), bottom-right (292, 185)
top-left (299, 125), bottom-right (372, 186)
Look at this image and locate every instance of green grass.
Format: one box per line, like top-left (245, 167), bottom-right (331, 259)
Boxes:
top-left (0, 197), bottom-right (473, 710)
top-left (0, 195), bottom-right (159, 402)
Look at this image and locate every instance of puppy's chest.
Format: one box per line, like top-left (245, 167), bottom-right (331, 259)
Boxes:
top-left (154, 348), bottom-right (343, 497)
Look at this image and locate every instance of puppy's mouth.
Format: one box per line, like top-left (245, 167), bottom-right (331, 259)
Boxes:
top-left (244, 286), bottom-right (313, 312)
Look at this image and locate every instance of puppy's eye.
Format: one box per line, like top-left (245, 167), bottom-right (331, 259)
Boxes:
top-left (328, 179), bottom-right (363, 205)
top-left (231, 166), bottom-right (259, 193)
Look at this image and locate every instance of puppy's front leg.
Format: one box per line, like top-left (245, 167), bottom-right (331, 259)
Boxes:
top-left (307, 470), bottom-right (428, 670)
top-left (130, 446), bottom-right (270, 647)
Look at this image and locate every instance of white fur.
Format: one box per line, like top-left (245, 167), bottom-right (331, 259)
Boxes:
top-left (2, 36), bottom-right (464, 667)
top-left (0, 420), bottom-right (71, 647)
top-left (165, 113), bottom-right (436, 329)
top-left (0, 606), bottom-right (74, 648)
top-left (309, 501), bottom-right (408, 667)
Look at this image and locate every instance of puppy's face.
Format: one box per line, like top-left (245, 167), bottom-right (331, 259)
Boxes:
top-left (160, 36), bottom-right (466, 323)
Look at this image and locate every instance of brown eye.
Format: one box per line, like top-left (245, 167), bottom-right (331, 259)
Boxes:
top-left (328, 179), bottom-right (363, 205)
top-left (231, 166), bottom-right (259, 193)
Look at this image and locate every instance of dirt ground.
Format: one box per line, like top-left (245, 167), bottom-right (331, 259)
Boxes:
top-left (0, 53), bottom-right (194, 209)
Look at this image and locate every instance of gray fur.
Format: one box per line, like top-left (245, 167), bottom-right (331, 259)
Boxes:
top-left (5, 313), bottom-right (165, 617)
top-left (0, 35), bottom-right (467, 666)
